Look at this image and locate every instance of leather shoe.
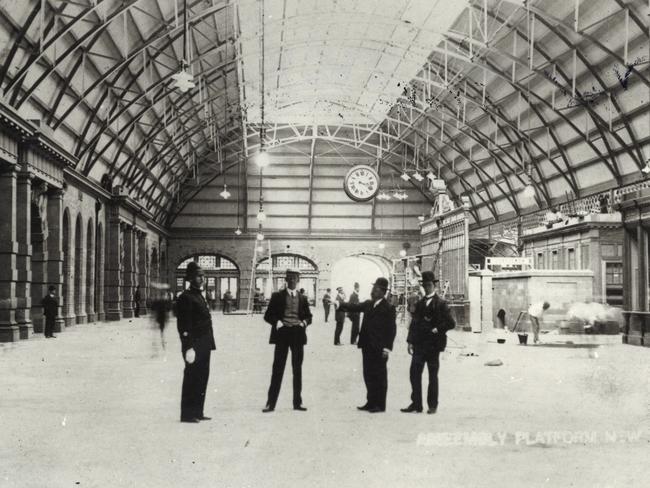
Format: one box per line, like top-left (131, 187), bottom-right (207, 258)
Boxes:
top-left (293, 406), bottom-right (307, 411)
top-left (357, 404), bottom-right (371, 411)
top-left (367, 407), bottom-right (385, 413)
top-left (262, 406), bottom-right (274, 413)
top-left (198, 416), bottom-right (212, 421)
top-left (427, 407), bottom-right (437, 414)
top-left (180, 418), bottom-right (200, 423)
top-left (400, 404), bottom-right (423, 413)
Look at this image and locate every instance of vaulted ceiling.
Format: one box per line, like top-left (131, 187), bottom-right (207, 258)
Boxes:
top-left (1, 0), bottom-right (648, 229)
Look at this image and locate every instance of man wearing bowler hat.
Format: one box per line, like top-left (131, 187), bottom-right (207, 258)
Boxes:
top-left (263, 269), bottom-right (312, 412)
top-left (401, 271), bottom-right (455, 414)
top-left (176, 261), bottom-right (216, 423)
top-left (338, 277), bottom-right (396, 413)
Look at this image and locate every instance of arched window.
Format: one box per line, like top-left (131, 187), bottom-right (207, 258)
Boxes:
top-left (175, 254), bottom-right (240, 309)
top-left (255, 254), bottom-right (318, 303)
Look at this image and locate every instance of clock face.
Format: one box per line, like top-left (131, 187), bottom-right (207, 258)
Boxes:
top-left (343, 165), bottom-right (380, 202)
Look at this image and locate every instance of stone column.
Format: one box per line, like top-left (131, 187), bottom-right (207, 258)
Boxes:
top-left (46, 189), bottom-right (65, 332)
top-left (104, 210), bottom-right (122, 321)
top-left (121, 223), bottom-right (135, 318)
top-left (137, 231), bottom-right (148, 315)
top-left (15, 171), bottom-right (33, 339)
top-left (0, 165), bottom-right (19, 342)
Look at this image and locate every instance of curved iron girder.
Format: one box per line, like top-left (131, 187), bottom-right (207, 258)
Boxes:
top-left (412, 45), bottom-right (580, 195)
top-left (0, 2), bottom-right (41, 87)
top-left (79, 55), bottom-right (236, 174)
top-left (51, 0), bottom-right (233, 131)
top-left (530, 8), bottom-right (645, 175)
top-left (87, 64), bottom-right (236, 192)
top-left (115, 95), bottom-right (239, 190)
top-left (9, 0), bottom-right (140, 107)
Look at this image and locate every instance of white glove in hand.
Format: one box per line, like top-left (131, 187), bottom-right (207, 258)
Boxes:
top-left (185, 348), bottom-right (196, 364)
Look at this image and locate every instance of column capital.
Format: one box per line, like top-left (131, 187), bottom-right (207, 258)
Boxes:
top-left (47, 187), bottom-right (65, 199)
top-left (17, 170), bottom-right (35, 182)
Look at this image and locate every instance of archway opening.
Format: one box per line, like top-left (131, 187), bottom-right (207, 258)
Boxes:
top-left (255, 254), bottom-right (318, 304)
top-left (62, 210), bottom-right (71, 323)
top-left (176, 254), bottom-right (240, 310)
top-left (330, 255), bottom-right (390, 301)
top-left (74, 215), bottom-right (84, 322)
top-left (86, 218), bottom-right (94, 321)
top-left (30, 202), bottom-right (47, 332)
top-left (94, 223), bottom-right (103, 316)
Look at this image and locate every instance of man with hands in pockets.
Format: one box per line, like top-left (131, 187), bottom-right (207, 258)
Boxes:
top-left (176, 261), bottom-right (216, 423)
top-left (263, 269), bottom-right (312, 413)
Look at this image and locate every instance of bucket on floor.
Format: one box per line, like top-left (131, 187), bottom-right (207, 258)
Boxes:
top-left (497, 338), bottom-right (506, 344)
top-left (518, 334), bottom-right (528, 345)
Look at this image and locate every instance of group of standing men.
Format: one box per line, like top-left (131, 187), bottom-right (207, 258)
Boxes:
top-left (323, 284), bottom-right (361, 346)
top-left (175, 261), bottom-right (456, 421)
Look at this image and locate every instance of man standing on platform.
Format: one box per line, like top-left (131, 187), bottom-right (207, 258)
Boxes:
top-left (333, 287), bottom-right (346, 345)
top-left (133, 285), bottom-right (141, 317)
top-left (322, 288), bottom-right (332, 323)
top-left (41, 285), bottom-right (58, 338)
top-left (176, 262), bottom-right (216, 423)
top-left (348, 282), bottom-right (361, 345)
top-left (401, 271), bottom-right (455, 415)
top-left (263, 269), bottom-right (312, 412)
top-left (338, 278), bottom-right (396, 413)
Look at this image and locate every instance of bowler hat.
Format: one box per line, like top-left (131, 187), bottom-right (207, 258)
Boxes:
top-left (285, 268), bottom-right (300, 278)
top-left (421, 271), bottom-right (439, 284)
top-left (371, 277), bottom-right (389, 290)
top-left (185, 261), bottom-right (202, 279)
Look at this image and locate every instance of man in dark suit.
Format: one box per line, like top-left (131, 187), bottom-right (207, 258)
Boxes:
top-left (322, 289), bottom-right (332, 322)
top-left (339, 277), bottom-right (396, 413)
top-left (333, 287), bottom-right (346, 345)
top-left (176, 262), bottom-right (216, 423)
top-left (263, 269), bottom-right (313, 412)
top-left (401, 271), bottom-right (455, 414)
top-left (41, 285), bottom-right (58, 338)
top-left (348, 282), bottom-right (361, 345)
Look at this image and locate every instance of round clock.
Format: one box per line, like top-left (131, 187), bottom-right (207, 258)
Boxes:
top-left (343, 164), bottom-right (380, 202)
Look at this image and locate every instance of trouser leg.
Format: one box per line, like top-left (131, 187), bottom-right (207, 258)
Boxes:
top-left (426, 351), bottom-right (440, 409)
top-left (267, 342), bottom-right (289, 408)
top-left (181, 352), bottom-right (199, 419)
top-left (531, 317), bottom-right (540, 342)
top-left (290, 341), bottom-right (304, 407)
top-left (196, 351), bottom-right (211, 416)
top-left (362, 348), bottom-right (372, 405)
top-left (45, 317), bottom-right (54, 337)
top-left (334, 319), bottom-right (343, 344)
top-left (350, 317), bottom-right (360, 344)
top-left (324, 305), bottom-right (329, 322)
top-left (409, 352), bottom-right (426, 409)
top-left (363, 348), bottom-right (385, 408)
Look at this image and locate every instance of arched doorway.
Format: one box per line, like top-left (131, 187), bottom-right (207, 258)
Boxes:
top-left (74, 214), bottom-right (85, 323)
top-left (176, 254), bottom-right (240, 309)
top-left (255, 254), bottom-right (318, 304)
top-left (62, 209), bottom-right (72, 326)
top-left (86, 218), bottom-right (95, 322)
top-left (30, 201), bottom-right (47, 333)
top-left (330, 254), bottom-right (391, 301)
top-left (94, 223), bottom-right (103, 320)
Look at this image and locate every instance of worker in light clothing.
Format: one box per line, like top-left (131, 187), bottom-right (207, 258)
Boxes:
top-left (528, 301), bottom-right (550, 344)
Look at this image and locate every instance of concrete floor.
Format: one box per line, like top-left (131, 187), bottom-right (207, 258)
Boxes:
top-left (1, 310), bottom-right (649, 488)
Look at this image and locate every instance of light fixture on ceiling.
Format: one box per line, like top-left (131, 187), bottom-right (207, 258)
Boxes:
top-left (393, 190), bottom-right (408, 200)
top-left (220, 184), bottom-right (231, 199)
top-left (377, 191), bottom-right (391, 201)
top-left (256, 150), bottom-right (270, 168)
top-left (256, 231), bottom-right (264, 241)
top-left (257, 209), bottom-right (267, 222)
top-left (642, 159), bottom-right (650, 174)
top-left (418, 214), bottom-right (425, 222)
top-left (412, 172), bottom-right (424, 182)
top-left (234, 227), bottom-right (242, 236)
top-left (400, 172), bottom-right (411, 181)
top-left (171, 66), bottom-right (195, 93)
top-left (399, 249), bottom-right (407, 258)
top-left (172, 0), bottom-right (195, 93)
